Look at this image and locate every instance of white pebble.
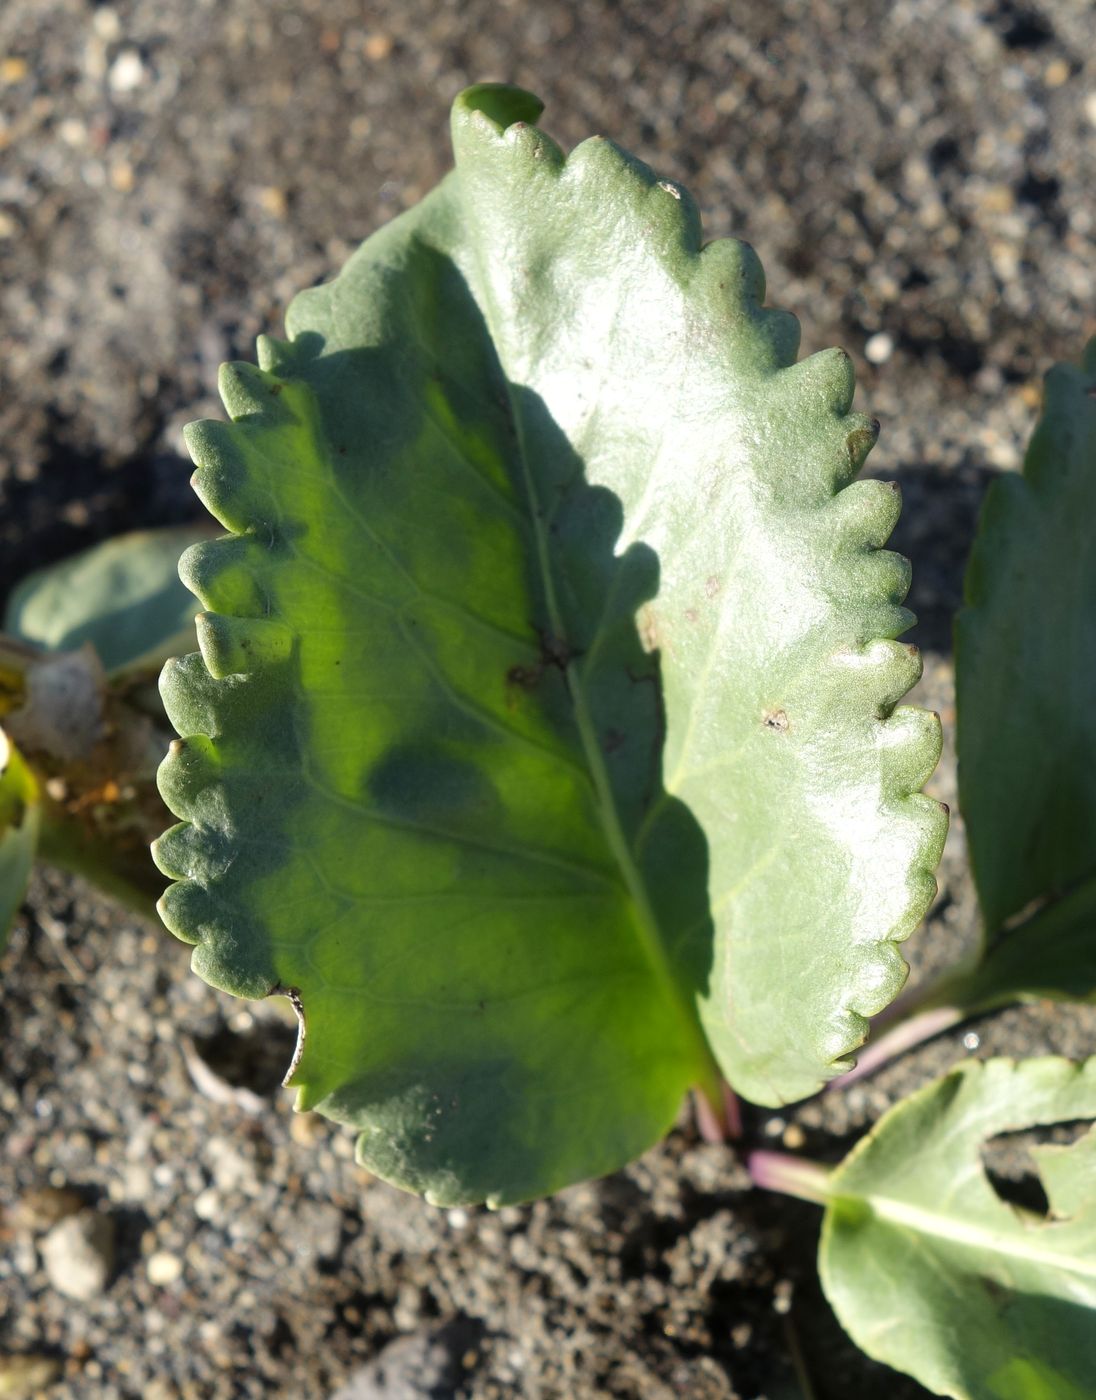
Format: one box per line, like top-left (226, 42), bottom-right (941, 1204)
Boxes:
top-left (109, 50), bottom-right (146, 93)
top-left (147, 1251), bottom-right (183, 1286)
top-left (41, 1211), bottom-right (115, 1301)
top-left (193, 1188), bottom-right (220, 1221)
top-left (865, 332), bottom-right (894, 365)
top-left (93, 7), bottom-right (122, 40)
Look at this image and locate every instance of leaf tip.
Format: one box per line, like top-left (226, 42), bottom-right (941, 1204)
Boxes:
top-left (452, 83), bottom-right (545, 136)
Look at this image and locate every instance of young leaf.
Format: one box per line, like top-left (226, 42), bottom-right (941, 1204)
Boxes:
top-left (154, 85), bottom-right (944, 1203)
top-left (954, 340), bottom-right (1096, 1011)
top-left (5, 526), bottom-right (210, 679)
top-left (819, 1057), bottom-right (1096, 1400)
top-left (0, 727), bottom-right (39, 950)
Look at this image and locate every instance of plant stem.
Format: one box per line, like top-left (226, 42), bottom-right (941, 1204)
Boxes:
top-left (693, 1079), bottom-right (743, 1142)
top-left (748, 1150), bottom-right (832, 1207)
top-left (827, 1004), bottom-right (965, 1090)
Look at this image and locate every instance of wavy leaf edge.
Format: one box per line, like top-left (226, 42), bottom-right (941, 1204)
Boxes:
top-left (153, 85), bottom-right (947, 1199)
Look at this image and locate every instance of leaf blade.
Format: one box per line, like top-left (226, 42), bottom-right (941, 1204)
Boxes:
top-left (5, 526), bottom-right (211, 678)
top-left (955, 340), bottom-right (1096, 1009)
top-left (155, 86), bottom-right (944, 1201)
top-left (156, 190), bottom-right (718, 1205)
top-left (820, 1057), bottom-right (1096, 1400)
top-left (443, 90), bottom-right (946, 1102)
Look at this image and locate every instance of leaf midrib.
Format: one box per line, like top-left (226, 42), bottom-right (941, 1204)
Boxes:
top-left (453, 209), bottom-right (724, 1107)
top-left (842, 1186), bottom-right (1096, 1281)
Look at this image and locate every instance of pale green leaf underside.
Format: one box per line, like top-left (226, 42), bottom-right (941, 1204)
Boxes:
top-left (5, 526), bottom-right (210, 678)
top-left (955, 341), bottom-right (1096, 1011)
top-left (154, 85), bottom-right (944, 1203)
top-left (821, 1057), bottom-right (1096, 1400)
top-left (0, 728), bottom-right (39, 951)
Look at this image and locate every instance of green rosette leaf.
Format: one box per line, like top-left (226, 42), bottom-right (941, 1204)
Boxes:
top-left (954, 340), bottom-right (1096, 1011)
top-left (820, 1057), bottom-right (1096, 1400)
top-left (154, 85), bottom-right (944, 1203)
top-left (5, 526), bottom-right (210, 679)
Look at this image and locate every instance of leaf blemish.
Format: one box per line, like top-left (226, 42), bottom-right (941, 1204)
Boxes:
top-left (763, 708), bottom-right (789, 732)
top-left (506, 663), bottom-right (541, 692)
top-left (271, 984), bottom-right (306, 1085)
top-left (638, 606), bottom-right (659, 653)
top-left (704, 575), bottom-right (721, 598)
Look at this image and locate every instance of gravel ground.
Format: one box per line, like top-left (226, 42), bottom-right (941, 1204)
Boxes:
top-left (1, 1), bottom-right (1094, 1396)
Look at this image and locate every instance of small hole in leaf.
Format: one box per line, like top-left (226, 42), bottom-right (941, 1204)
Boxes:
top-left (981, 1121), bottom-right (1091, 1216)
top-left (982, 1161), bottom-right (1050, 1217)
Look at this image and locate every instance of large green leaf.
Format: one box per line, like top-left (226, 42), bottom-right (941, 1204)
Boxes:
top-left (5, 526), bottom-right (209, 679)
top-left (953, 340), bottom-right (1096, 1011)
top-left (820, 1057), bottom-right (1096, 1400)
top-left (154, 85), bottom-right (944, 1203)
top-left (0, 727), bottom-right (39, 951)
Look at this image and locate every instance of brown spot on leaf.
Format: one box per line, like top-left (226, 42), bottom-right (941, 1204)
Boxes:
top-left (638, 606), bottom-right (659, 653)
top-left (763, 708), bottom-right (789, 732)
top-left (704, 575), bottom-right (721, 598)
top-left (537, 629), bottom-right (574, 671)
top-left (506, 663), bottom-right (541, 692)
top-left (685, 608), bottom-right (698, 623)
top-left (846, 421), bottom-right (880, 466)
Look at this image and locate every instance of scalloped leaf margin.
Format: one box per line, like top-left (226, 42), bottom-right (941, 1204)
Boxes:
top-left (153, 85), bottom-right (948, 1207)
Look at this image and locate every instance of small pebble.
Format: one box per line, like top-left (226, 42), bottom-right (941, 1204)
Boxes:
top-left (92, 7), bottom-right (121, 40)
top-left (256, 186), bottom-right (288, 219)
top-left (58, 117), bottom-right (87, 146)
top-left (41, 1211), bottom-right (115, 1301)
top-left (363, 33), bottom-right (393, 61)
top-left (0, 1353), bottom-right (62, 1396)
top-left (193, 1188), bottom-right (220, 1222)
top-left (108, 49), bottom-right (146, 93)
top-left (865, 331), bottom-right (894, 365)
top-left (110, 160), bottom-right (135, 192)
top-left (147, 1251), bottom-right (183, 1286)
top-left (781, 1122), bottom-right (806, 1151)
